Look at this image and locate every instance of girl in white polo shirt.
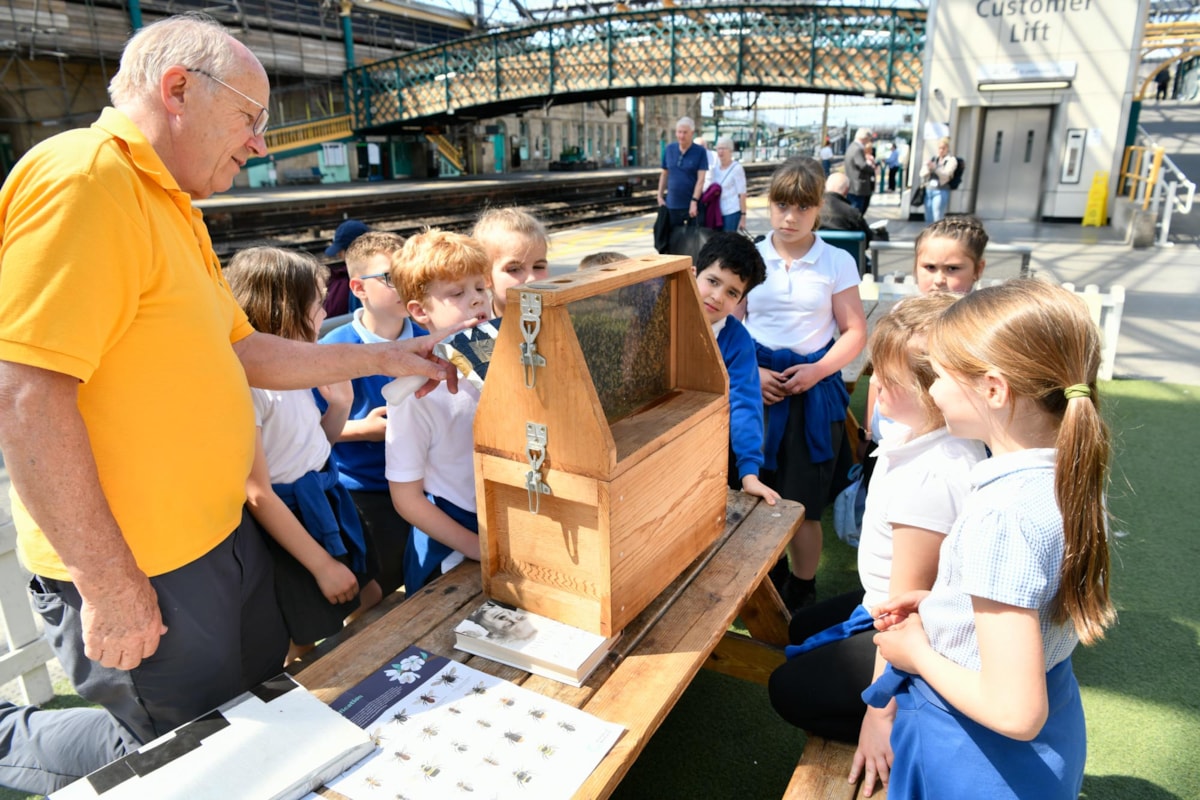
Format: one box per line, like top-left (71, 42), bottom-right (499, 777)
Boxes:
top-left (768, 292), bottom-right (986, 795)
top-left (742, 157), bottom-right (867, 612)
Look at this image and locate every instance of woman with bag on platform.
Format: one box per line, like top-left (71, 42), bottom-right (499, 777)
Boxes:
top-left (704, 135), bottom-right (749, 232)
top-left (919, 137), bottom-right (958, 223)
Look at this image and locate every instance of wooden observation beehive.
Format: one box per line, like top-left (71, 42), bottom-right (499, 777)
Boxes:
top-left (473, 254), bottom-right (730, 637)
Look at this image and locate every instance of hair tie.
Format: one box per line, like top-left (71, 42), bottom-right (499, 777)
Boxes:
top-left (1064, 384), bottom-right (1091, 400)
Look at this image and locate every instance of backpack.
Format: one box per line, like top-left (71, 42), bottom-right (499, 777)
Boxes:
top-left (948, 156), bottom-right (965, 190)
top-left (833, 463), bottom-right (867, 548)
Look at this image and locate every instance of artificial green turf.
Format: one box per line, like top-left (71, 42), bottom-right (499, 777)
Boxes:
top-left (3, 380), bottom-right (1195, 800)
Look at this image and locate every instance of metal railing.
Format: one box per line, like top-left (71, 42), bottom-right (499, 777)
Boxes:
top-left (264, 114), bottom-right (354, 156)
top-left (867, 240), bottom-right (1033, 280)
top-left (426, 132), bottom-right (465, 173)
top-left (1133, 125), bottom-right (1196, 247)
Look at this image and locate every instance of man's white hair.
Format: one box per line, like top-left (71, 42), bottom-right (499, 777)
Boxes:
top-left (676, 116), bottom-right (695, 131)
top-left (109, 13), bottom-right (243, 106)
top-left (855, 127), bottom-right (874, 142)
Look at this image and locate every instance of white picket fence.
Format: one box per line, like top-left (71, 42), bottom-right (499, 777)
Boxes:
top-left (0, 519), bottom-right (54, 703)
top-left (858, 276), bottom-right (1126, 381)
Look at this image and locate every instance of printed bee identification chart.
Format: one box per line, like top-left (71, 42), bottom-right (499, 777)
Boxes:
top-left (309, 645), bottom-right (624, 799)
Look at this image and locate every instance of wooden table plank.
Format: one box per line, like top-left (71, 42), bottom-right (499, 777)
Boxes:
top-left (295, 491), bottom-right (803, 800)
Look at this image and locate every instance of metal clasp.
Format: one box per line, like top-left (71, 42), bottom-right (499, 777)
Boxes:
top-left (524, 422), bottom-right (552, 515)
top-left (519, 292), bottom-right (546, 389)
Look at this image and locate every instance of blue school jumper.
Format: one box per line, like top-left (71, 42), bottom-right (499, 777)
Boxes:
top-left (755, 338), bottom-right (849, 467)
top-left (403, 496), bottom-right (477, 593)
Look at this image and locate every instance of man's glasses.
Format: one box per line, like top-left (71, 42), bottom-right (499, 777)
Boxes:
top-left (187, 68), bottom-right (269, 137)
top-left (360, 272), bottom-right (395, 289)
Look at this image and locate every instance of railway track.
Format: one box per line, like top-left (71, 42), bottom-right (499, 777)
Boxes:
top-left (207, 166), bottom-right (775, 263)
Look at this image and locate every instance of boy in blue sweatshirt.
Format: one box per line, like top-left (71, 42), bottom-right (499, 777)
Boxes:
top-left (693, 233), bottom-right (780, 505)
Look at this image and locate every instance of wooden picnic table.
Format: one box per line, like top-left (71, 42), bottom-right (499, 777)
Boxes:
top-left (293, 490), bottom-right (803, 799)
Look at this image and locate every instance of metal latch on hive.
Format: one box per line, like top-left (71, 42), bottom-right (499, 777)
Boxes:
top-left (524, 422), bottom-right (552, 515)
top-left (519, 292), bottom-right (546, 389)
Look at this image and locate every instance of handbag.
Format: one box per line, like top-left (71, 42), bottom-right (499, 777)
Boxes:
top-left (910, 186), bottom-right (926, 207)
top-left (667, 217), bottom-right (713, 262)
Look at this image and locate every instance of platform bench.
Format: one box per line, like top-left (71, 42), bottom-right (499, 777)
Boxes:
top-left (281, 167), bottom-right (323, 185)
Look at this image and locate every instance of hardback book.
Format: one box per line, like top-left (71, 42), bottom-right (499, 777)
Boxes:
top-left (51, 674), bottom-right (375, 800)
top-left (316, 645), bottom-right (624, 800)
top-left (453, 599), bottom-right (619, 687)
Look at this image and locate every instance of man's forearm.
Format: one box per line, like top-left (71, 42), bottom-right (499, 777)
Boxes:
top-left (0, 363), bottom-right (143, 594)
top-left (234, 333), bottom-right (382, 389)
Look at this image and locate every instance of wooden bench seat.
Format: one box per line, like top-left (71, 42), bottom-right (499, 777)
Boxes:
top-left (784, 735), bottom-right (886, 800)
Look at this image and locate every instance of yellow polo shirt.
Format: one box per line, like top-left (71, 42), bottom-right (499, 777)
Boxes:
top-left (0, 108), bottom-right (257, 579)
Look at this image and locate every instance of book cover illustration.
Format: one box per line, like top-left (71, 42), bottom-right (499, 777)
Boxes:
top-left (313, 645), bottom-right (624, 800)
top-left (455, 600), bottom-right (616, 678)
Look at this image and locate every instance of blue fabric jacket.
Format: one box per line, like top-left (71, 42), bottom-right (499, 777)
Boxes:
top-left (404, 495), bottom-right (478, 593)
top-left (785, 604), bottom-right (875, 659)
top-left (717, 316), bottom-right (765, 481)
top-left (273, 461), bottom-right (367, 574)
top-left (755, 339), bottom-right (850, 468)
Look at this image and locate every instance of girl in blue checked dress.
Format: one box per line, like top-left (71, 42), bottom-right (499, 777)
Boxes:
top-left (866, 280), bottom-right (1116, 799)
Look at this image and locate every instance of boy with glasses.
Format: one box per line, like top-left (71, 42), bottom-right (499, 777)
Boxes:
top-left (317, 231), bottom-right (421, 596)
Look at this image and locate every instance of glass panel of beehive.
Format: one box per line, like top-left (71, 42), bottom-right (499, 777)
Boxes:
top-left (567, 276), bottom-right (672, 423)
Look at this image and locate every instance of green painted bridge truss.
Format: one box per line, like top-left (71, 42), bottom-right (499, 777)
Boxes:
top-left (345, 3), bottom-right (926, 132)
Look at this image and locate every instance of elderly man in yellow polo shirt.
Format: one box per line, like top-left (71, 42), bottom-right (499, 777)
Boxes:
top-left (0, 14), bottom-right (458, 794)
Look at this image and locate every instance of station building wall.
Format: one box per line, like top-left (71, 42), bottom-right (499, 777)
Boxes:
top-left (918, 0), bottom-right (1149, 221)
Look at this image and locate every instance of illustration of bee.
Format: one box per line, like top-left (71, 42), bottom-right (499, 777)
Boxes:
top-left (420, 724), bottom-right (439, 741)
top-left (482, 754), bottom-right (500, 767)
top-left (527, 708), bottom-right (545, 721)
top-left (450, 740), bottom-right (469, 754)
top-left (503, 730), bottom-right (524, 745)
top-left (476, 718), bottom-right (493, 729)
top-left (434, 667), bottom-right (460, 686)
top-left (421, 763), bottom-right (441, 781)
top-left (513, 768), bottom-right (534, 787)
top-left (446, 704), bottom-right (463, 715)
top-left (418, 692), bottom-right (438, 706)
top-left (471, 682), bottom-right (488, 695)
top-left (363, 775), bottom-right (383, 788)
top-left (456, 780), bottom-right (474, 793)
top-left (391, 708), bottom-right (409, 724)
top-left (498, 696), bottom-right (516, 707)
top-left (368, 727), bottom-right (388, 746)
top-left (557, 721), bottom-right (576, 733)
top-left (392, 748), bottom-right (411, 763)
top-left (537, 743), bottom-right (556, 760)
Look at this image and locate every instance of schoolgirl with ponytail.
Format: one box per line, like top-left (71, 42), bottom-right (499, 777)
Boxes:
top-left (866, 279), bottom-right (1115, 799)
